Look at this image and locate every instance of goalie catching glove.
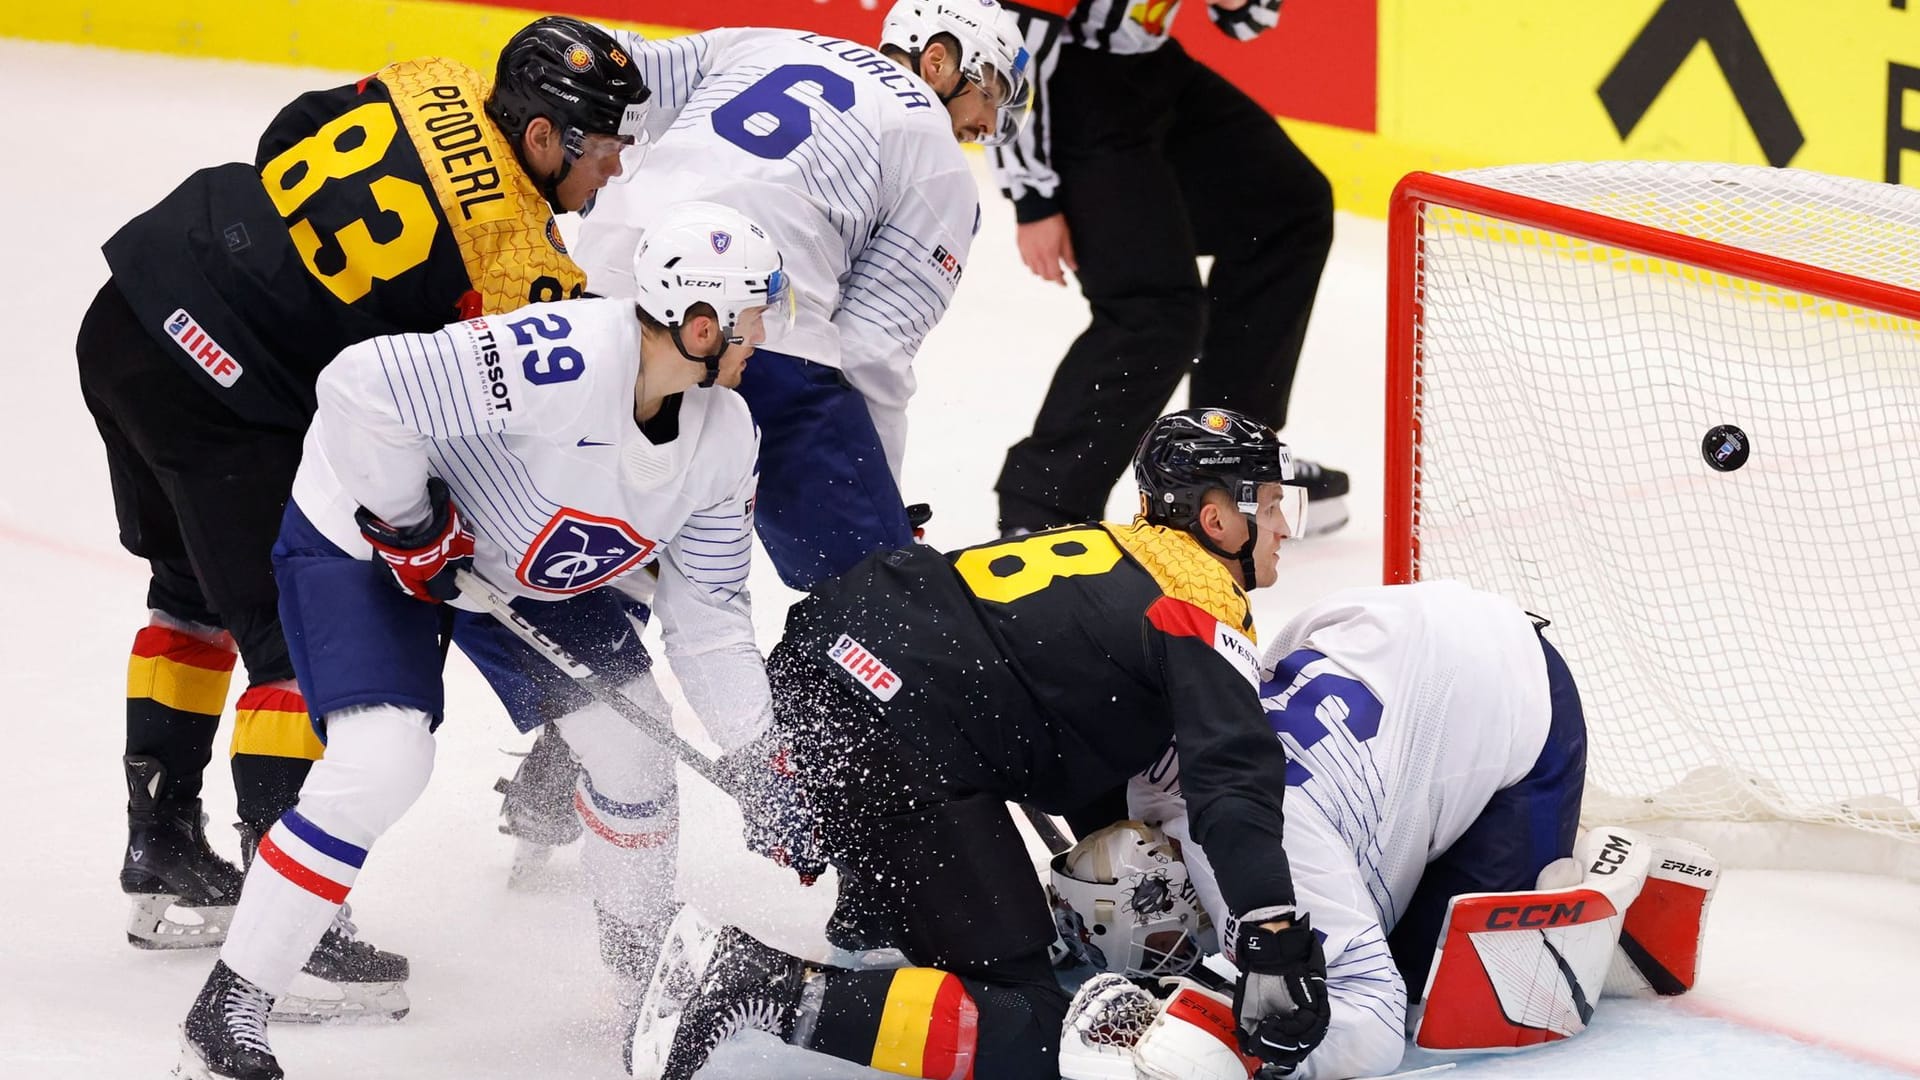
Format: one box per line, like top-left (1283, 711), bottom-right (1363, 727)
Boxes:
top-left (1229, 908), bottom-right (1330, 1074)
top-left (354, 477), bottom-right (475, 603)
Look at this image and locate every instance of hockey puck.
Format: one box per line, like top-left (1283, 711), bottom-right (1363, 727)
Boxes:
top-left (1701, 424), bottom-right (1750, 472)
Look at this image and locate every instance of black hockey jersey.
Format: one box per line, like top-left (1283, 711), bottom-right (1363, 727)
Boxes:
top-left (103, 58), bottom-right (585, 430)
top-left (788, 521), bottom-right (1296, 917)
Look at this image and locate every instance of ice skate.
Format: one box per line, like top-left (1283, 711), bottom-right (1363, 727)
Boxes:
top-left (123, 755), bottom-right (244, 950)
top-left (271, 905), bottom-right (412, 1023)
top-left (176, 960), bottom-right (282, 1080)
top-left (627, 907), bottom-right (807, 1080)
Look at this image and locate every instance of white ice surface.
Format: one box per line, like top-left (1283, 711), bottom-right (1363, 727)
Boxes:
top-left (2, 39), bottom-right (1916, 1080)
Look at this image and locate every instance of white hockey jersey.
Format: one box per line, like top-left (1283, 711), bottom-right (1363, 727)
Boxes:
top-left (289, 298), bottom-right (771, 752)
top-left (575, 27), bottom-right (982, 479)
top-left (1129, 581), bottom-right (1554, 1079)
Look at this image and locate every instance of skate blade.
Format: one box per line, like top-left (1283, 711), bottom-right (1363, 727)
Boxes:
top-left (628, 908), bottom-right (723, 1080)
top-left (171, 1028), bottom-right (220, 1080)
top-left (271, 971), bottom-right (410, 1024)
top-left (129, 894), bottom-right (232, 950)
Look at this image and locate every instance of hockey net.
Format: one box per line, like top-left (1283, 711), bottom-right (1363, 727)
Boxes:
top-left (1386, 162), bottom-right (1920, 866)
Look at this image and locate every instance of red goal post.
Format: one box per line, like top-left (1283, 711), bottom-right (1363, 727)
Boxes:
top-left (1384, 163), bottom-right (1920, 872)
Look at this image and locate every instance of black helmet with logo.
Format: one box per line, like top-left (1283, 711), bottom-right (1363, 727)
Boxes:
top-left (1134, 407), bottom-right (1296, 582)
top-left (1135, 407), bottom-right (1292, 530)
top-left (486, 17), bottom-right (651, 153)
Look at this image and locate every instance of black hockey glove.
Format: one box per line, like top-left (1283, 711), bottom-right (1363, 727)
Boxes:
top-left (1232, 909), bottom-right (1330, 1075)
top-left (1208, 0), bottom-right (1282, 42)
top-left (354, 477), bottom-right (475, 603)
top-left (721, 728), bottom-right (826, 886)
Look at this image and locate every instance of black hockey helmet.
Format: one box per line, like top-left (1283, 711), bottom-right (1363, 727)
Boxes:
top-left (1134, 407), bottom-right (1301, 580)
top-left (486, 17), bottom-right (651, 205)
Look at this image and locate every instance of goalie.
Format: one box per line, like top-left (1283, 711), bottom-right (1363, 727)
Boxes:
top-left (1055, 581), bottom-right (1721, 1079)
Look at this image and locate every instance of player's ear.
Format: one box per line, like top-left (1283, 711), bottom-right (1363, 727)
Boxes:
top-left (1195, 491), bottom-right (1231, 543)
top-left (919, 39), bottom-right (953, 86)
top-left (520, 116), bottom-right (558, 160)
top-left (683, 303), bottom-right (721, 352)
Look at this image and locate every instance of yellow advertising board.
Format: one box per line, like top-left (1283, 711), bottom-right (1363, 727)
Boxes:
top-left (1381, 0), bottom-right (1920, 185)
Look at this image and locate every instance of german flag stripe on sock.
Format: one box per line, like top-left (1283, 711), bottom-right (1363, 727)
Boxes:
top-left (231, 685), bottom-right (324, 762)
top-left (256, 809), bottom-right (367, 904)
top-left (127, 625), bottom-right (236, 716)
top-left (870, 968), bottom-right (979, 1080)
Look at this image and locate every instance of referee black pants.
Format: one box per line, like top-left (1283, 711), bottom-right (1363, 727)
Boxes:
top-left (997, 40), bottom-right (1334, 531)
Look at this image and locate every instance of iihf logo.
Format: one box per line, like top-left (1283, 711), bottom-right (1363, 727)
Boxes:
top-left (516, 508), bottom-right (656, 594)
top-left (710, 230), bottom-right (732, 254)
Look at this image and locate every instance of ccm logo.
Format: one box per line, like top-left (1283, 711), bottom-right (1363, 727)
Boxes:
top-left (1588, 833), bottom-right (1633, 876)
top-left (374, 533), bottom-right (463, 568)
top-left (1484, 901), bottom-right (1587, 930)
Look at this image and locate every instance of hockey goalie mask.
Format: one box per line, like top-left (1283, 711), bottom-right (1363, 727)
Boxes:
top-left (1049, 821), bottom-right (1212, 978)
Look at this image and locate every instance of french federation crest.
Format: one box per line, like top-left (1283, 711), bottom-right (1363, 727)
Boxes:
top-left (710, 230), bottom-right (732, 255)
top-left (516, 508), bottom-right (657, 594)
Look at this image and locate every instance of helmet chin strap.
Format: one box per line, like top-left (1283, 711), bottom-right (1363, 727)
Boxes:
top-left (669, 325), bottom-right (724, 388)
top-left (1189, 514), bottom-right (1260, 589)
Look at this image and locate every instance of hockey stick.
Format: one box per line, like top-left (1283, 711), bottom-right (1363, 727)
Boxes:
top-left (453, 569), bottom-right (740, 796)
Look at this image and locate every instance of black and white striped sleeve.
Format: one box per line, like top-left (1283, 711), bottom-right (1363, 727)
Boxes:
top-left (1206, 0), bottom-right (1283, 42)
top-left (988, 6), bottom-right (1068, 223)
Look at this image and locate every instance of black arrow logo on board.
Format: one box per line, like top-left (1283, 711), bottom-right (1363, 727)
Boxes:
top-left (1598, 0), bottom-right (1803, 167)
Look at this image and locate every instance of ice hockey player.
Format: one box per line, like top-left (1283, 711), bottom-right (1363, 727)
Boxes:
top-left (76, 13), bottom-right (649, 1012)
top-left (1054, 581), bottom-right (1721, 1079)
top-left (576, 0), bottom-right (1033, 590)
top-left (174, 201), bottom-right (814, 1080)
top-left (626, 407), bottom-right (1328, 1080)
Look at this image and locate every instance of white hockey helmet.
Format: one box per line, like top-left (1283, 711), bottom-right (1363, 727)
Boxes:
top-left (881, 0), bottom-right (1033, 146)
top-left (631, 201), bottom-right (795, 383)
top-left (1049, 821), bottom-right (1212, 978)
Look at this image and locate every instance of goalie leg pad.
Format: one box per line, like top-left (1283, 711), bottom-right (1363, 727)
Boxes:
top-left (1606, 834), bottom-right (1719, 997)
top-left (1414, 827), bottom-right (1652, 1052)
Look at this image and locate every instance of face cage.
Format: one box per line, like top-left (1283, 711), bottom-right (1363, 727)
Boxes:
top-left (1128, 924), bottom-right (1204, 978)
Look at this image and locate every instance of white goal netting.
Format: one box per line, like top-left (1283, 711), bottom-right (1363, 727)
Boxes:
top-left (1398, 162), bottom-right (1920, 841)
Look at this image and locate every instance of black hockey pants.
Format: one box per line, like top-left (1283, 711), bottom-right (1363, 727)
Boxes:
top-left (997, 39), bottom-right (1334, 531)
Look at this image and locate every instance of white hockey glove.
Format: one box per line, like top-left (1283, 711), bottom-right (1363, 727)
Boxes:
top-left (1229, 907), bottom-right (1329, 1074)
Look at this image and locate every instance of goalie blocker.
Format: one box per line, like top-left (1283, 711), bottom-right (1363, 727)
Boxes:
top-left (1414, 827), bottom-right (1720, 1053)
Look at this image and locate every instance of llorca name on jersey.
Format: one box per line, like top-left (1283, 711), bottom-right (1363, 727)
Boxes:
top-left (515, 508), bottom-right (657, 594)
